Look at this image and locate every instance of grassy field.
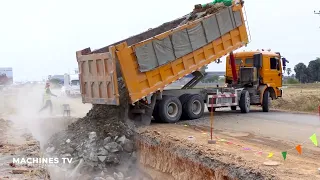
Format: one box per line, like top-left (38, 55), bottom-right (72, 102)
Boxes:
top-left (271, 83), bottom-right (320, 113)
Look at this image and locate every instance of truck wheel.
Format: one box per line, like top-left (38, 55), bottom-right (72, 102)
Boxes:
top-left (156, 96), bottom-right (182, 123)
top-left (152, 102), bottom-right (161, 122)
top-left (231, 106), bottom-right (237, 110)
top-left (207, 107), bottom-right (216, 112)
top-left (179, 94), bottom-right (191, 120)
top-left (262, 90), bottom-right (270, 112)
top-left (179, 94), bottom-right (191, 106)
top-left (183, 94), bottom-right (204, 120)
top-left (239, 90), bottom-right (250, 113)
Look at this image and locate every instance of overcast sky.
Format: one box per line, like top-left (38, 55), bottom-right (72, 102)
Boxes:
top-left (1, 0), bottom-right (320, 81)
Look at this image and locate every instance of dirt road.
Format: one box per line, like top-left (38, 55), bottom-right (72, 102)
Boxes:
top-left (136, 108), bottom-right (320, 179)
top-left (191, 108), bottom-right (320, 147)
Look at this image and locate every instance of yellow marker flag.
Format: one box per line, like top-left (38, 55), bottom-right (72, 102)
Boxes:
top-left (310, 134), bottom-right (318, 146)
top-left (267, 153), bottom-right (273, 158)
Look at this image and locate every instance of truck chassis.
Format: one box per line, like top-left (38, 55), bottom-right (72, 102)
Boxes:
top-left (130, 70), bottom-right (275, 126)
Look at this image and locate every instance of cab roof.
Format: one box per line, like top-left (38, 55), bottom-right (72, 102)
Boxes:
top-left (229, 50), bottom-right (280, 58)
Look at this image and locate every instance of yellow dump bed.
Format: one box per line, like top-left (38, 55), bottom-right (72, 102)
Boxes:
top-left (76, 2), bottom-right (249, 105)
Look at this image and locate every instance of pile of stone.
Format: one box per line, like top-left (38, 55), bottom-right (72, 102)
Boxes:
top-left (46, 130), bottom-right (138, 180)
top-left (44, 80), bottom-right (146, 179)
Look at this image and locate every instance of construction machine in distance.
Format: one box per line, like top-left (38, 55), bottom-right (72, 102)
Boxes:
top-left (76, 0), bottom-right (287, 126)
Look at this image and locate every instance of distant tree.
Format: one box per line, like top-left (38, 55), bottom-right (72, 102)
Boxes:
top-left (286, 68), bottom-right (292, 76)
top-left (219, 77), bottom-right (225, 83)
top-left (287, 78), bottom-right (299, 84)
top-left (294, 63), bottom-right (309, 83)
top-left (307, 58), bottom-right (320, 82)
top-left (206, 75), bottom-right (219, 82)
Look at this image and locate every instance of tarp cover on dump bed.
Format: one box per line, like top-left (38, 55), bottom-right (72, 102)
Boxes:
top-left (135, 6), bottom-right (243, 72)
top-left (91, 1), bottom-right (232, 57)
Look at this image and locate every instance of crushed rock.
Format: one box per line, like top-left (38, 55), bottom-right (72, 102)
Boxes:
top-left (45, 80), bottom-right (145, 179)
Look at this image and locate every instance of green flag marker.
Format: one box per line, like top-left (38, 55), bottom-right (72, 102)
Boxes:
top-left (282, 151), bottom-right (287, 160)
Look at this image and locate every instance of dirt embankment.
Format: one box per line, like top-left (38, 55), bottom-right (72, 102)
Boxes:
top-left (136, 131), bottom-right (269, 180)
top-left (136, 124), bottom-right (320, 180)
top-left (271, 84), bottom-right (320, 113)
top-left (0, 118), bottom-right (49, 180)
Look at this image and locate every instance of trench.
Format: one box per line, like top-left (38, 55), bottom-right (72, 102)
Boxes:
top-left (134, 132), bottom-right (272, 180)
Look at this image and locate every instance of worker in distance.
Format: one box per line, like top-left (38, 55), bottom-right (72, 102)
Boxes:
top-left (39, 82), bottom-right (57, 114)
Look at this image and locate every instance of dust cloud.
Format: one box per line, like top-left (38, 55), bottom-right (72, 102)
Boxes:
top-left (4, 84), bottom-right (91, 147)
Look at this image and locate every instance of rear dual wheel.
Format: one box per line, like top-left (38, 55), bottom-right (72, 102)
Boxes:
top-left (153, 94), bottom-right (205, 123)
top-left (180, 94), bottom-right (204, 120)
top-left (153, 95), bottom-right (182, 123)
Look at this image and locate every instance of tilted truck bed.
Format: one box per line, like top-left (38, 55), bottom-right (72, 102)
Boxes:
top-left (76, 2), bottom-right (249, 105)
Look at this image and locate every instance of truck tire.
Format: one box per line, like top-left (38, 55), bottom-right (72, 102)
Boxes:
top-left (155, 96), bottom-right (182, 123)
top-left (152, 102), bottom-right (161, 122)
top-left (262, 90), bottom-right (270, 112)
top-left (207, 107), bottom-right (216, 112)
top-left (182, 94), bottom-right (204, 120)
top-left (179, 94), bottom-right (191, 106)
top-left (239, 90), bottom-right (250, 113)
top-left (179, 94), bottom-right (191, 120)
top-left (231, 106), bottom-right (237, 111)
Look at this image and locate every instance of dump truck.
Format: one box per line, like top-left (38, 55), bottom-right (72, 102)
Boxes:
top-left (206, 49), bottom-right (287, 113)
top-left (76, 0), bottom-right (261, 125)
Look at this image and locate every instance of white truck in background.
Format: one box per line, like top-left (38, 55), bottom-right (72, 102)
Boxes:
top-left (61, 73), bottom-right (81, 97)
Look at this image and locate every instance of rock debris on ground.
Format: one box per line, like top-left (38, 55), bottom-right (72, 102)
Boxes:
top-left (45, 80), bottom-right (145, 180)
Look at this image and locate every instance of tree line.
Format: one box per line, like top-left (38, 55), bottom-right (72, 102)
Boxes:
top-left (293, 58), bottom-right (320, 83)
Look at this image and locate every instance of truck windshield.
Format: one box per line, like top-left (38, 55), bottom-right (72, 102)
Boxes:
top-left (71, 80), bottom-right (79, 86)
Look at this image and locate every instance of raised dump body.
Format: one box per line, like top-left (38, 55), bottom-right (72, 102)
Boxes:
top-left (77, 1), bottom-right (249, 107)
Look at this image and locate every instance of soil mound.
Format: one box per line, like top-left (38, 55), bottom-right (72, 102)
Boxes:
top-left (45, 80), bottom-right (142, 179)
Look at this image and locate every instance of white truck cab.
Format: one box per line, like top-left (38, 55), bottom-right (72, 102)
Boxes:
top-left (62, 73), bottom-right (81, 97)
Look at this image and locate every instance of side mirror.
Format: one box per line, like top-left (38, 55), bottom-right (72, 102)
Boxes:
top-left (282, 58), bottom-right (288, 67)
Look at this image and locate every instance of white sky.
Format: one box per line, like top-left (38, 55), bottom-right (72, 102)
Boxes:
top-left (1, 0), bottom-right (320, 81)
